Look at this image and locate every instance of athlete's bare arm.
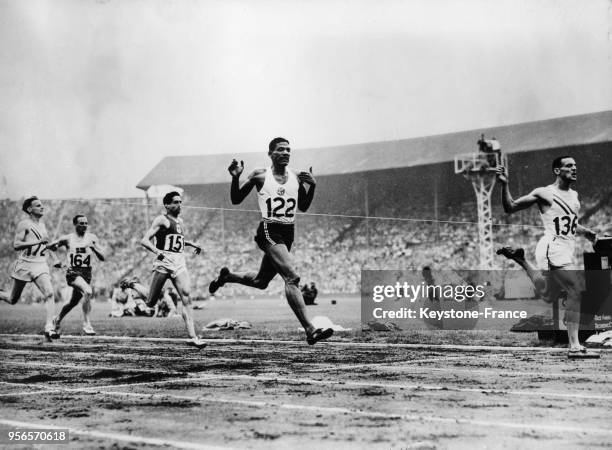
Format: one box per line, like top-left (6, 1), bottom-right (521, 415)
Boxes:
top-left (13, 221), bottom-right (48, 251)
top-left (44, 234), bottom-right (71, 268)
top-left (496, 166), bottom-right (548, 214)
top-left (228, 159), bottom-right (265, 204)
top-left (89, 233), bottom-right (106, 261)
top-left (576, 224), bottom-right (597, 243)
top-left (297, 167), bottom-right (316, 212)
top-left (184, 240), bottom-right (202, 255)
top-left (141, 216), bottom-right (169, 258)
top-left (45, 234), bottom-right (71, 252)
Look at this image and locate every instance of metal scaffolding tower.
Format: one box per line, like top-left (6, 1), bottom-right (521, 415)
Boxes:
top-left (454, 137), bottom-right (507, 270)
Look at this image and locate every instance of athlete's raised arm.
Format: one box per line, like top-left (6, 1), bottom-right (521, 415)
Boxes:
top-left (141, 216), bottom-right (167, 258)
top-left (496, 166), bottom-right (546, 214)
top-left (229, 159), bottom-right (264, 204)
top-left (297, 167), bottom-right (316, 212)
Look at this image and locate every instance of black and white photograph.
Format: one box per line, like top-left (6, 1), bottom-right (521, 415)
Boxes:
top-left (1, 0), bottom-right (611, 448)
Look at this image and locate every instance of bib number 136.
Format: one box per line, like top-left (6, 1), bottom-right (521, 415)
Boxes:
top-left (266, 197), bottom-right (296, 218)
top-left (553, 215), bottom-right (577, 236)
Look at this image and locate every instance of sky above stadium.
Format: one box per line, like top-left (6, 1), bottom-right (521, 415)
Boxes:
top-left (0, 0), bottom-right (611, 199)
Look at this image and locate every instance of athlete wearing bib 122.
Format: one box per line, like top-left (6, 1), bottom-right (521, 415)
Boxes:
top-left (153, 214), bottom-right (187, 277)
top-left (255, 167), bottom-right (299, 251)
top-left (65, 233), bottom-right (95, 285)
top-left (535, 185), bottom-right (580, 269)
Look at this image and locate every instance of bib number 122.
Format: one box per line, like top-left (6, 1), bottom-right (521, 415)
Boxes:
top-left (266, 197), bottom-right (296, 218)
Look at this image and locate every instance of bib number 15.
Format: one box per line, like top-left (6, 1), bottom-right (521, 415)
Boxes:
top-left (266, 197), bottom-right (296, 219)
top-left (165, 235), bottom-right (184, 252)
top-left (553, 215), bottom-right (577, 236)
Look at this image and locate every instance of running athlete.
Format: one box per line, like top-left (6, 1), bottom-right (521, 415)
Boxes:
top-left (208, 137), bottom-right (333, 345)
top-left (141, 191), bottom-right (206, 348)
top-left (495, 157), bottom-right (600, 358)
top-left (0, 197), bottom-right (56, 340)
top-left (46, 215), bottom-right (105, 337)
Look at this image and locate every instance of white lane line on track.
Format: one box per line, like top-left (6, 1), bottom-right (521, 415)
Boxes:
top-left (0, 418), bottom-right (232, 450)
top-left (0, 348), bottom-right (253, 365)
top-left (40, 387), bottom-right (612, 436)
top-left (305, 355), bottom-right (482, 372)
top-left (2, 371), bottom-right (610, 402)
top-left (183, 373), bottom-right (612, 401)
top-left (0, 375), bottom-right (225, 398)
top-left (4, 333), bottom-right (609, 353)
top-left (306, 361), bottom-right (612, 380)
top-left (3, 347), bottom-right (607, 384)
top-left (3, 360), bottom-right (185, 375)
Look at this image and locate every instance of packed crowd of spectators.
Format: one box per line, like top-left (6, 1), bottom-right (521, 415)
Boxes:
top-left (1, 193), bottom-right (610, 302)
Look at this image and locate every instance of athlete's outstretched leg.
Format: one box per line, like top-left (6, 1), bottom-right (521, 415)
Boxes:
top-left (1, 280), bottom-right (27, 305)
top-left (33, 274), bottom-right (55, 340)
top-left (171, 271), bottom-right (206, 348)
top-left (209, 254), bottom-right (277, 293)
top-left (550, 269), bottom-right (583, 352)
top-left (497, 247), bottom-right (548, 297)
top-left (146, 272), bottom-right (168, 308)
top-left (55, 287), bottom-right (82, 325)
top-left (266, 244), bottom-right (333, 344)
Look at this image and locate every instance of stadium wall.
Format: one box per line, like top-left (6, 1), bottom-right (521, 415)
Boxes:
top-left (178, 143), bottom-right (611, 218)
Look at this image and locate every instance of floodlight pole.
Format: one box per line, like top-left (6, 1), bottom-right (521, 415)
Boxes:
top-left (470, 174), bottom-right (496, 270)
top-left (454, 140), bottom-right (506, 270)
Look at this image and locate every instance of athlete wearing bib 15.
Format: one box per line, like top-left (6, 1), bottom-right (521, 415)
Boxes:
top-left (153, 214), bottom-right (187, 277)
top-left (254, 167), bottom-right (299, 251)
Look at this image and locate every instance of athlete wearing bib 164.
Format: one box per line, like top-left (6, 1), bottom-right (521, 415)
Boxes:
top-left (46, 214), bottom-right (105, 338)
top-left (208, 137), bottom-right (334, 346)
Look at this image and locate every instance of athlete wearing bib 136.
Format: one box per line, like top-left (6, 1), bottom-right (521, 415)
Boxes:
top-left (534, 185), bottom-right (580, 270)
top-left (495, 156), bottom-right (600, 358)
top-left (207, 137), bottom-right (334, 346)
top-left (255, 167), bottom-right (299, 251)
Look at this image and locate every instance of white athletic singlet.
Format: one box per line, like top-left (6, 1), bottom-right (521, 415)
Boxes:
top-left (540, 185), bottom-right (580, 243)
top-left (257, 168), bottom-right (299, 224)
top-left (66, 233), bottom-right (95, 269)
top-left (535, 185), bottom-right (580, 269)
top-left (18, 219), bottom-right (49, 263)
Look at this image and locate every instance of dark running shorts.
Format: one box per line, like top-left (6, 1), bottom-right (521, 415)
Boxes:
top-left (66, 267), bottom-right (92, 285)
top-left (255, 221), bottom-right (295, 252)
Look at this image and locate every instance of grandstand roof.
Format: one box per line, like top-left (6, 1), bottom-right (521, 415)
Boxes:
top-left (137, 110), bottom-right (612, 190)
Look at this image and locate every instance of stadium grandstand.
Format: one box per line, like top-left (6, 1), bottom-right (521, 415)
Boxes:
top-left (2, 111), bottom-right (611, 301)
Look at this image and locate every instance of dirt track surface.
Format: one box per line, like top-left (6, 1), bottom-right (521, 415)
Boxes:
top-left (1, 333), bottom-right (611, 450)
